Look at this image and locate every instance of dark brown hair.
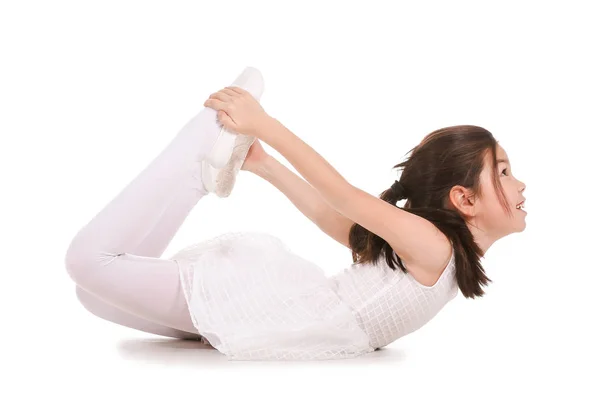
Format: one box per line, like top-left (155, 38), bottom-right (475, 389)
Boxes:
top-left (348, 125), bottom-right (512, 299)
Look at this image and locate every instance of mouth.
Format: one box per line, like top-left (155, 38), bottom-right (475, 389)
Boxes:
top-left (516, 199), bottom-right (526, 214)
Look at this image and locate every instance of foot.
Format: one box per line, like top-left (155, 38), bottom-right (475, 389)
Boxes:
top-left (201, 67), bottom-right (265, 197)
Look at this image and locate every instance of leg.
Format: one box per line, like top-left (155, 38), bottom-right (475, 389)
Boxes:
top-left (73, 166), bottom-right (210, 338)
top-left (65, 105), bottom-right (222, 334)
top-left (75, 286), bottom-right (200, 339)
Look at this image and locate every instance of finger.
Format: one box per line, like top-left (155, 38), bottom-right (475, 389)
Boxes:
top-left (217, 110), bottom-right (235, 129)
top-left (225, 86), bottom-right (245, 95)
top-left (220, 88), bottom-right (239, 97)
top-left (208, 91), bottom-right (233, 102)
top-left (203, 98), bottom-right (228, 112)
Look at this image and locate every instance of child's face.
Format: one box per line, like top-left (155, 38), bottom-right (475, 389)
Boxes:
top-left (479, 144), bottom-right (527, 235)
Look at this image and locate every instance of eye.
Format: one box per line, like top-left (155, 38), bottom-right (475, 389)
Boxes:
top-left (501, 168), bottom-right (508, 176)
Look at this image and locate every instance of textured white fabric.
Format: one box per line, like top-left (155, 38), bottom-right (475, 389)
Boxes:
top-left (329, 245), bottom-right (458, 349)
top-left (169, 231), bottom-right (458, 361)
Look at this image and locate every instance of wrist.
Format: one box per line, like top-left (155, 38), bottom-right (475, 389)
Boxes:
top-left (256, 116), bottom-right (280, 143)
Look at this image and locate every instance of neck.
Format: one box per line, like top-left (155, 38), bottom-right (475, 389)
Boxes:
top-left (466, 221), bottom-right (495, 256)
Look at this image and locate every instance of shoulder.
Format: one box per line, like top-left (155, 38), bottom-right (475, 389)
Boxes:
top-left (400, 236), bottom-right (453, 287)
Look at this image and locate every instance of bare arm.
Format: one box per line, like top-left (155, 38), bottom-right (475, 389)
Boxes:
top-left (255, 119), bottom-right (447, 270)
top-left (253, 155), bottom-right (354, 249)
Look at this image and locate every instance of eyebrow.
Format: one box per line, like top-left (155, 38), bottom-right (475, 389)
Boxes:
top-left (497, 158), bottom-right (509, 164)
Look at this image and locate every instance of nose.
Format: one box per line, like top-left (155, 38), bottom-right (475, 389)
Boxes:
top-left (519, 179), bottom-right (526, 192)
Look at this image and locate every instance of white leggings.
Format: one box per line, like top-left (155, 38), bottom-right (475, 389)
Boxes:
top-left (65, 105), bottom-right (225, 339)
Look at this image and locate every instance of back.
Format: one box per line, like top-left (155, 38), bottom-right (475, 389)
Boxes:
top-left (329, 247), bottom-right (458, 349)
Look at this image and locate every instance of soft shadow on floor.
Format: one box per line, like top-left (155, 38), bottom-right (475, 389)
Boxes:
top-left (117, 338), bottom-right (406, 367)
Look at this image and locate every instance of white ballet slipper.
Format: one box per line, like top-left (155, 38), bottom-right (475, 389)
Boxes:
top-left (202, 67), bottom-right (264, 197)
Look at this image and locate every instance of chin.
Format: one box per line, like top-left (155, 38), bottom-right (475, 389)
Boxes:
top-left (507, 221), bottom-right (526, 235)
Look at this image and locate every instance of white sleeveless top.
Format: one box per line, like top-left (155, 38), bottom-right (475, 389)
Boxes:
top-left (169, 231), bottom-right (458, 361)
top-left (328, 247), bottom-right (458, 349)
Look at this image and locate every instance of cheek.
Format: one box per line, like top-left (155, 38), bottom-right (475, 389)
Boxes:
top-left (485, 198), bottom-right (511, 221)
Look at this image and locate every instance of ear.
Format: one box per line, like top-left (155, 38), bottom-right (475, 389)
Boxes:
top-left (449, 186), bottom-right (477, 217)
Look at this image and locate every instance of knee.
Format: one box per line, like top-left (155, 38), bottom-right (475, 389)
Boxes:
top-left (65, 242), bottom-right (86, 284)
top-left (64, 243), bottom-right (120, 288)
top-left (64, 240), bottom-right (94, 285)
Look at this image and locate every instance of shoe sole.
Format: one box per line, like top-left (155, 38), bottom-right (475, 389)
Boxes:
top-left (206, 134), bottom-right (256, 197)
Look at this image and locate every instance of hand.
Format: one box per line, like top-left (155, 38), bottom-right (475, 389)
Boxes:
top-left (241, 139), bottom-right (270, 172)
top-left (203, 86), bottom-right (272, 137)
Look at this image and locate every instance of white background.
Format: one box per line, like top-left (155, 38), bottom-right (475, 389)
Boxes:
top-left (1, 0), bottom-right (598, 408)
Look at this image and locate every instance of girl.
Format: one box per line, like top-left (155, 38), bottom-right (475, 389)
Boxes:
top-left (65, 67), bottom-right (527, 361)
